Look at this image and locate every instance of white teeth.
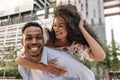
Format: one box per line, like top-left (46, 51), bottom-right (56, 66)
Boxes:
top-left (31, 48), bottom-right (38, 51)
top-left (56, 33), bottom-right (61, 35)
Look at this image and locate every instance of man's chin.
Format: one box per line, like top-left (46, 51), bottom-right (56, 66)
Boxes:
top-left (30, 53), bottom-right (40, 57)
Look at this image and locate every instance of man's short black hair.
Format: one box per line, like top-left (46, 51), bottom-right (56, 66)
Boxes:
top-left (22, 22), bottom-right (43, 34)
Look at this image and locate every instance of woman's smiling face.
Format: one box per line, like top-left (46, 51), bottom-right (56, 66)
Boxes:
top-left (53, 17), bottom-right (68, 40)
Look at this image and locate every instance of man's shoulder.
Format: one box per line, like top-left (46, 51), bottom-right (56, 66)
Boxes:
top-left (43, 46), bottom-right (59, 52)
top-left (43, 46), bottom-right (67, 54)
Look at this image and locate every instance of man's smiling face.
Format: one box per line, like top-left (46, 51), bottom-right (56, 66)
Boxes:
top-left (22, 26), bottom-right (44, 58)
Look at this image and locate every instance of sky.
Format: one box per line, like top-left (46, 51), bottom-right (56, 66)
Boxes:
top-left (0, 0), bottom-right (22, 10)
top-left (0, 0), bottom-right (120, 45)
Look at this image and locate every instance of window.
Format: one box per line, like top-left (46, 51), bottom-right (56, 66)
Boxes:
top-left (68, 0), bottom-right (70, 4)
top-left (74, 0), bottom-right (76, 4)
top-left (81, 3), bottom-right (83, 11)
top-left (91, 18), bottom-right (94, 26)
top-left (99, 17), bottom-right (102, 25)
top-left (93, 9), bottom-right (96, 17)
top-left (86, 10), bottom-right (88, 17)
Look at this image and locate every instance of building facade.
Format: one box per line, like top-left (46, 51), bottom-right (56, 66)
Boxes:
top-left (0, 0), bottom-right (53, 51)
top-left (104, 0), bottom-right (120, 43)
top-left (104, 0), bottom-right (120, 17)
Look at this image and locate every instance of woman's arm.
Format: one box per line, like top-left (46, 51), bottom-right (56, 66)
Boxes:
top-left (79, 13), bottom-right (106, 61)
top-left (15, 56), bottom-right (66, 75)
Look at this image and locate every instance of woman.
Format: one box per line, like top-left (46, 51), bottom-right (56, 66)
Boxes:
top-left (15, 4), bottom-right (105, 75)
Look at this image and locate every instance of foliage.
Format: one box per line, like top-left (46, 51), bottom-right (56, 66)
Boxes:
top-left (97, 42), bottom-right (120, 71)
top-left (0, 69), bottom-right (22, 79)
top-left (0, 45), bottom-right (22, 79)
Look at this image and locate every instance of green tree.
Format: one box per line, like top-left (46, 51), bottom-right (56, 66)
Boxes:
top-left (0, 45), bottom-right (21, 79)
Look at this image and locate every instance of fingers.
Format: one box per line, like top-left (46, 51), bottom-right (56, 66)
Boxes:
top-left (55, 66), bottom-right (66, 71)
top-left (54, 70), bottom-right (67, 75)
top-left (79, 12), bottom-right (83, 20)
top-left (53, 66), bottom-right (67, 75)
top-left (78, 12), bottom-right (84, 28)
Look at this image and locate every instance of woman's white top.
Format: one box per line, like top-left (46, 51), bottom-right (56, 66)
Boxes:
top-left (55, 42), bottom-right (93, 61)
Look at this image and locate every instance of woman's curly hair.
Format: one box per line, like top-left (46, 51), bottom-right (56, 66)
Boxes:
top-left (47, 4), bottom-right (101, 47)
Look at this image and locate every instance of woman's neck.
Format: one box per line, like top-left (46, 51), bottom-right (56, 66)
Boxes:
top-left (55, 39), bottom-right (71, 47)
top-left (46, 39), bottom-right (71, 48)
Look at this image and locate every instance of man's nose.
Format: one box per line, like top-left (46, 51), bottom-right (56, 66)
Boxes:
top-left (31, 38), bottom-right (37, 44)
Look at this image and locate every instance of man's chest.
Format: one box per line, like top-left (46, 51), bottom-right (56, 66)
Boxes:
top-left (31, 69), bottom-right (43, 80)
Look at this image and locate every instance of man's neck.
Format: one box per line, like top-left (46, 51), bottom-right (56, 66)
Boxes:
top-left (27, 53), bottom-right (42, 63)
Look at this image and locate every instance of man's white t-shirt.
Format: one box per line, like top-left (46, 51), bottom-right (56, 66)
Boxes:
top-left (31, 69), bottom-right (43, 80)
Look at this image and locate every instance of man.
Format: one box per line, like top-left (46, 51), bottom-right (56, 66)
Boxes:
top-left (18, 22), bottom-right (95, 80)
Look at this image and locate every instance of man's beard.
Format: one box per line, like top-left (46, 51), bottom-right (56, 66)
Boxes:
top-left (29, 53), bottom-right (41, 57)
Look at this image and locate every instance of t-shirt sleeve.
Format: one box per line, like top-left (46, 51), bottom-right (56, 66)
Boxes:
top-left (18, 66), bottom-right (27, 80)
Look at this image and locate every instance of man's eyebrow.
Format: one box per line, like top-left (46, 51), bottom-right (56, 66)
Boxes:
top-left (54, 22), bottom-right (64, 25)
top-left (36, 34), bottom-right (42, 36)
top-left (25, 34), bottom-right (31, 36)
top-left (25, 34), bottom-right (42, 36)
top-left (37, 33), bottom-right (42, 35)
